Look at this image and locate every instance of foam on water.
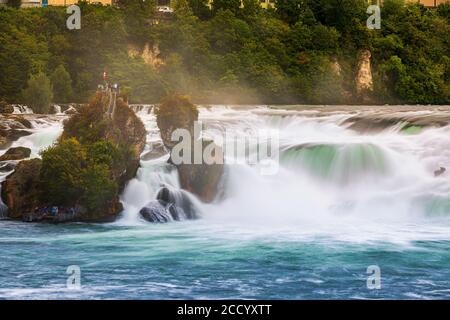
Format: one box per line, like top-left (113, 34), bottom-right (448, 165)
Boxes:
top-left (121, 105), bottom-right (450, 245)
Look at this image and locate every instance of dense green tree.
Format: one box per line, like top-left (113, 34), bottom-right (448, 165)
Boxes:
top-left (275, 0), bottom-right (310, 25)
top-left (21, 73), bottom-right (53, 114)
top-left (0, 7), bottom-right (50, 101)
top-left (212, 0), bottom-right (241, 15)
top-left (437, 3), bottom-right (450, 20)
top-left (7, 0), bottom-right (21, 9)
top-left (241, 0), bottom-right (262, 18)
top-left (50, 65), bottom-right (73, 103)
top-left (187, 0), bottom-right (211, 19)
top-left (40, 138), bottom-right (86, 206)
top-left (117, 0), bottom-right (156, 40)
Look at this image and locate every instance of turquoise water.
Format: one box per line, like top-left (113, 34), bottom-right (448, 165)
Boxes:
top-left (1, 219), bottom-right (450, 299)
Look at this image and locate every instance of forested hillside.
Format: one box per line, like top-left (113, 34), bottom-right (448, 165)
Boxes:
top-left (0, 0), bottom-right (449, 105)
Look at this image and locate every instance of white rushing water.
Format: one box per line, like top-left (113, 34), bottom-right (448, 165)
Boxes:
top-left (0, 114), bottom-right (64, 218)
top-left (0, 116), bottom-right (64, 159)
top-left (2, 105), bottom-right (450, 244)
top-left (12, 105), bottom-right (33, 114)
top-left (120, 105), bottom-right (450, 245)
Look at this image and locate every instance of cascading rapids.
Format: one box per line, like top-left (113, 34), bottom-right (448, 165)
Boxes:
top-left (120, 106), bottom-right (450, 232)
top-left (280, 143), bottom-right (391, 185)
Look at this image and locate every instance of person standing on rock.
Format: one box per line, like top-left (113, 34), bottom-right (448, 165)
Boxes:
top-left (51, 206), bottom-right (58, 217)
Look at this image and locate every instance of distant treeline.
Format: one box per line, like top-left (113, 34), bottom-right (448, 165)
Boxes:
top-left (0, 0), bottom-right (449, 106)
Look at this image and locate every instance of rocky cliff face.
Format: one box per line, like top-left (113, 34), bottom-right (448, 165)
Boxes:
top-left (355, 49), bottom-right (374, 102)
top-left (155, 95), bottom-right (224, 203)
top-left (128, 43), bottom-right (164, 68)
top-left (1, 159), bottom-right (42, 219)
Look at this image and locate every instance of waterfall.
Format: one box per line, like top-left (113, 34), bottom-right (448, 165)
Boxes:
top-left (1, 117), bottom-right (64, 158)
top-left (121, 105), bottom-right (450, 228)
top-left (53, 105), bottom-right (63, 115)
top-left (0, 115), bottom-right (64, 219)
top-left (129, 104), bottom-right (154, 115)
top-left (120, 159), bottom-right (180, 224)
top-left (280, 142), bottom-right (393, 185)
top-left (12, 105), bottom-right (33, 114)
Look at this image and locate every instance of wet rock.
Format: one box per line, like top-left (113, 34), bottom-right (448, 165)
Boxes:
top-left (435, 167), bottom-right (446, 177)
top-left (64, 106), bottom-right (78, 115)
top-left (140, 187), bottom-right (198, 223)
top-left (155, 95), bottom-right (224, 203)
top-left (156, 187), bottom-right (196, 220)
top-left (0, 100), bottom-right (14, 114)
top-left (177, 160), bottom-right (223, 203)
top-left (141, 141), bottom-right (167, 161)
top-left (0, 162), bottom-right (16, 172)
top-left (9, 116), bottom-right (33, 129)
top-left (1, 159), bottom-right (42, 219)
top-left (0, 147), bottom-right (31, 161)
top-left (139, 200), bottom-right (173, 223)
top-left (0, 115), bottom-right (33, 148)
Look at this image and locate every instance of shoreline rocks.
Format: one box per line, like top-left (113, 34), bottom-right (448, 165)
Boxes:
top-left (0, 147), bottom-right (31, 161)
top-left (1, 159), bottom-right (42, 219)
top-left (0, 115), bottom-right (33, 149)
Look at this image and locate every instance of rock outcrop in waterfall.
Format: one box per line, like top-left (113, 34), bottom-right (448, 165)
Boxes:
top-left (155, 95), bottom-right (224, 203)
top-left (1, 92), bottom-right (146, 222)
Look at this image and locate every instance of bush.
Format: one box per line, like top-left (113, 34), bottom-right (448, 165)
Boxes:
top-left (62, 93), bottom-right (108, 144)
top-left (39, 138), bottom-right (87, 206)
top-left (155, 94), bottom-right (199, 130)
top-left (40, 138), bottom-right (119, 210)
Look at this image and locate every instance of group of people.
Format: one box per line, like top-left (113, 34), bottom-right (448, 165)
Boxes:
top-left (97, 83), bottom-right (120, 93)
top-left (33, 206), bottom-right (76, 220)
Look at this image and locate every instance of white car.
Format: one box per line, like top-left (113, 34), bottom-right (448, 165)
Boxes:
top-left (158, 6), bottom-right (174, 13)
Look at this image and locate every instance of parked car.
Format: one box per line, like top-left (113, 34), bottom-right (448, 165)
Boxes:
top-left (158, 6), bottom-right (174, 13)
